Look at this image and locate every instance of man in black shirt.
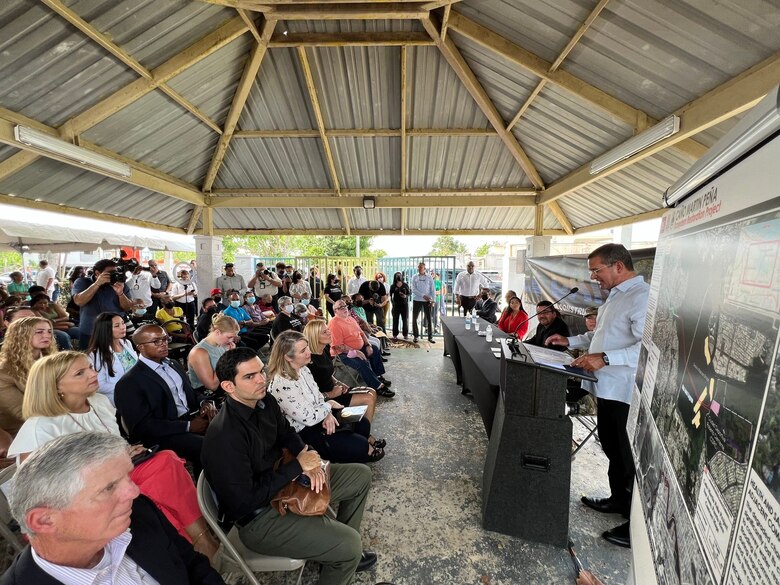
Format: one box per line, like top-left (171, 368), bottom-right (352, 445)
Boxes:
top-left (474, 286), bottom-right (498, 323)
top-left (357, 279), bottom-right (387, 331)
top-left (526, 300), bottom-right (570, 350)
top-left (202, 348), bottom-right (388, 585)
top-left (271, 296), bottom-right (303, 338)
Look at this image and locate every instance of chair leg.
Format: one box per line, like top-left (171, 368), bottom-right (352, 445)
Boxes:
top-left (294, 562), bottom-right (306, 585)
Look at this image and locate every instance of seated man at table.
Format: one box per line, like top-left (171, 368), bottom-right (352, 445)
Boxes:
top-left (4, 432), bottom-right (224, 585)
top-left (202, 348), bottom-right (390, 585)
top-left (474, 287), bottom-right (498, 324)
top-left (525, 300), bottom-right (570, 350)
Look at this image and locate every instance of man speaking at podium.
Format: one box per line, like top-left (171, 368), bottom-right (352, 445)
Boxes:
top-left (545, 244), bottom-right (649, 549)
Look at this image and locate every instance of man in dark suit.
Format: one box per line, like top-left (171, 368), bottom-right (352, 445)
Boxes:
top-left (526, 300), bottom-right (570, 349)
top-left (474, 286), bottom-right (498, 323)
top-left (3, 432), bottom-right (224, 585)
top-left (115, 324), bottom-right (215, 475)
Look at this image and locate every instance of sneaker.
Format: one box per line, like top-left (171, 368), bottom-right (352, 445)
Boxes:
top-left (413, 337), bottom-right (418, 343)
top-left (428, 338), bottom-right (435, 343)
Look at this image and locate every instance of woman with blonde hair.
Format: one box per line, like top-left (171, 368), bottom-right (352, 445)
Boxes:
top-left (267, 330), bottom-right (385, 463)
top-left (188, 312), bottom-right (239, 392)
top-left (8, 351), bottom-right (220, 564)
top-left (303, 318), bottom-right (378, 424)
top-left (0, 317), bottom-right (57, 435)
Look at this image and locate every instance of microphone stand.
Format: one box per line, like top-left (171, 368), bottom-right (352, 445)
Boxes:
top-left (507, 287), bottom-right (579, 354)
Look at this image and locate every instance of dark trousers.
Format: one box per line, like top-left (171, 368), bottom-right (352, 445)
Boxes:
top-left (596, 397), bottom-right (634, 513)
top-left (459, 296), bottom-right (477, 314)
top-left (391, 302), bottom-right (408, 337)
top-left (158, 431), bottom-right (204, 479)
top-left (338, 347), bottom-right (385, 389)
top-left (364, 304), bottom-right (385, 331)
top-left (175, 300), bottom-right (196, 328)
top-left (412, 300), bottom-right (432, 340)
top-left (298, 418), bottom-right (371, 463)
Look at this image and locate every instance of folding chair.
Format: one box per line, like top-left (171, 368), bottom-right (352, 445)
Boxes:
top-left (196, 473), bottom-right (305, 585)
top-left (570, 395), bottom-right (598, 459)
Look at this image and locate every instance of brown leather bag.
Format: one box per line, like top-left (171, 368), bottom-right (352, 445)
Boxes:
top-left (271, 449), bottom-right (331, 516)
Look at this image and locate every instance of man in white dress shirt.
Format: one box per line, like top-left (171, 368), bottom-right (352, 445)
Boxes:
top-left (3, 432), bottom-right (224, 584)
top-left (346, 265), bottom-right (367, 299)
top-left (453, 262), bottom-right (485, 315)
top-left (127, 265), bottom-right (161, 317)
top-left (36, 260), bottom-right (56, 297)
top-left (546, 244), bottom-right (649, 549)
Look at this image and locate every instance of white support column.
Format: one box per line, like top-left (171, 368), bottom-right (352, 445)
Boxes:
top-left (525, 235), bottom-right (552, 258)
top-left (619, 224), bottom-right (634, 248)
top-left (194, 235), bottom-right (223, 298)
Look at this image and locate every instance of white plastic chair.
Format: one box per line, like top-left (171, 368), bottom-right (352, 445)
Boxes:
top-left (196, 472), bottom-right (305, 585)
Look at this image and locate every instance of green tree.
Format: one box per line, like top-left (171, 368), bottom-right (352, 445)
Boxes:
top-left (0, 251), bottom-right (23, 272)
top-left (474, 241), bottom-right (500, 257)
top-left (428, 236), bottom-right (468, 257)
top-left (221, 235), bottom-right (380, 261)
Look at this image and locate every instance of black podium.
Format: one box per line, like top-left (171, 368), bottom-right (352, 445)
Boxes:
top-left (482, 339), bottom-right (596, 547)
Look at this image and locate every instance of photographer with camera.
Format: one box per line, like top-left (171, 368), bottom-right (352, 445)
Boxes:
top-left (248, 262), bottom-right (282, 301)
top-left (71, 259), bottom-right (136, 349)
top-left (357, 279), bottom-right (387, 332)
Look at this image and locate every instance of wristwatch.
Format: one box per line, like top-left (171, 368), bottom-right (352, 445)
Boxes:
top-left (601, 352), bottom-right (610, 365)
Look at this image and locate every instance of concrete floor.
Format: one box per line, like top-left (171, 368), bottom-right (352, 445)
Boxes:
top-left (224, 344), bottom-right (631, 585)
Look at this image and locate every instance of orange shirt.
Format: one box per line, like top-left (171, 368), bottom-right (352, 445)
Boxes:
top-left (328, 315), bottom-right (365, 356)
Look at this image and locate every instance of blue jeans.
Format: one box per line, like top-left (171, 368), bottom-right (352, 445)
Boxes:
top-left (338, 347), bottom-right (385, 389)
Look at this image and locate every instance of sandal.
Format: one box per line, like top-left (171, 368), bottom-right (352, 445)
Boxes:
top-left (369, 437), bottom-right (387, 449)
top-left (367, 446), bottom-right (385, 462)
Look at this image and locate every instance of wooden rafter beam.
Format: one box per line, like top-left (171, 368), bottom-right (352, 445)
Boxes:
top-left (449, 11), bottom-right (709, 160)
top-left (211, 228), bottom-right (566, 236)
top-left (422, 16), bottom-right (545, 189)
top-left (533, 204), bottom-right (544, 236)
top-left (400, 46), bottom-right (408, 235)
top-left (186, 206), bottom-right (204, 235)
top-left (297, 46), bottom-right (350, 235)
top-left (547, 201), bottom-right (574, 235)
top-left (0, 114), bottom-right (204, 206)
top-left (216, 3), bottom-right (430, 19)
top-left (236, 8), bottom-right (262, 42)
top-left (0, 193), bottom-right (186, 234)
top-left (233, 127), bottom-right (496, 138)
top-left (211, 187), bottom-right (537, 196)
top-left (0, 17), bottom-right (248, 185)
top-left (421, 0), bottom-right (462, 9)
top-left (210, 194), bottom-right (536, 208)
top-left (269, 32), bottom-right (434, 47)
top-left (203, 18), bottom-right (277, 192)
top-left (573, 209), bottom-right (668, 234)
top-left (202, 207), bottom-right (215, 236)
top-left (539, 53), bottom-right (780, 205)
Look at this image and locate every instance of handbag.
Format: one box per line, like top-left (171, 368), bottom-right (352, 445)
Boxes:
top-left (271, 449), bottom-right (331, 516)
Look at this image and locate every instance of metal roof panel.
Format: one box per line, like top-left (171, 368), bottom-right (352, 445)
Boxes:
top-left (331, 137), bottom-right (400, 190)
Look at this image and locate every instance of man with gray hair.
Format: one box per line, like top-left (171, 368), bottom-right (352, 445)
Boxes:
top-left (271, 296), bottom-right (303, 338)
top-left (3, 432), bottom-right (224, 584)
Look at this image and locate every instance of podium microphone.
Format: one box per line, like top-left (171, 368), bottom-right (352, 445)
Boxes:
top-left (507, 287), bottom-right (579, 351)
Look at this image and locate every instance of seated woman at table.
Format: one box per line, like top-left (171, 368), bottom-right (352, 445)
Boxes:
top-left (8, 351), bottom-right (220, 564)
top-left (86, 312), bottom-right (138, 406)
top-left (303, 318), bottom-right (378, 423)
top-left (496, 296), bottom-right (529, 338)
top-left (267, 330), bottom-right (385, 463)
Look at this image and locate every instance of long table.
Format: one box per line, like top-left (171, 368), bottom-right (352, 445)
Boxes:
top-left (441, 316), bottom-right (509, 436)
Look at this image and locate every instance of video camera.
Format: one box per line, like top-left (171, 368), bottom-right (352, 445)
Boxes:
top-left (109, 256), bottom-right (146, 283)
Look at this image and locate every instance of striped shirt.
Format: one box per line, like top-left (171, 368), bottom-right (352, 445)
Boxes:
top-left (31, 530), bottom-right (161, 584)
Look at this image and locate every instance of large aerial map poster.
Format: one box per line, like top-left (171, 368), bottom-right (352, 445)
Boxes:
top-left (631, 137), bottom-right (780, 585)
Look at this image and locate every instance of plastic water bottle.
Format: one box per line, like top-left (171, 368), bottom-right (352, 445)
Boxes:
top-left (465, 311), bottom-right (471, 330)
top-left (458, 305), bottom-right (464, 317)
top-left (485, 325), bottom-right (493, 342)
top-left (474, 313), bottom-right (480, 333)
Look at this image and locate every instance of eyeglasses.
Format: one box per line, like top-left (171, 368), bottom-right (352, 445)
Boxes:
top-left (589, 264), bottom-right (613, 276)
top-left (137, 336), bottom-right (172, 346)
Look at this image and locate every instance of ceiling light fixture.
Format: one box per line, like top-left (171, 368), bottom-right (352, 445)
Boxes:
top-left (589, 115), bottom-right (680, 175)
top-left (363, 196), bottom-right (376, 209)
top-left (14, 125), bottom-right (132, 178)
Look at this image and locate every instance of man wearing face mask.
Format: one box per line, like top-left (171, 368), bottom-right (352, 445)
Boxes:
top-left (222, 292), bottom-right (268, 351)
top-left (242, 290), bottom-right (273, 337)
top-left (389, 272), bottom-right (410, 340)
top-left (357, 279), bottom-right (387, 332)
top-left (197, 297), bottom-right (220, 340)
top-left (271, 296), bottom-right (304, 338)
top-left (308, 267), bottom-right (323, 309)
top-left (347, 266), bottom-right (367, 299)
top-left (474, 286), bottom-right (498, 323)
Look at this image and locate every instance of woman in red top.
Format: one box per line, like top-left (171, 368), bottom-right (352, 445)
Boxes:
top-left (497, 296), bottom-right (529, 338)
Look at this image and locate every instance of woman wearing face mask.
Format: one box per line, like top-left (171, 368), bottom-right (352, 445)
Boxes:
top-left (272, 296), bottom-right (304, 337)
top-left (155, 294), bottom-right (193, 343)
top-left (323, 273), bottom-right (343, 316)
top-left (242, 290), bottom-right (273, 336)
top-left (187, 313), bottom-right (240, 392)
top-left (289, 270), bottom-right (312, 306)
top-left (375, 272), bottom-right (391, 327)
top-left (86, 312), bottom-right (138, 406)
top-left (389, 271), bottom-right (410, 340)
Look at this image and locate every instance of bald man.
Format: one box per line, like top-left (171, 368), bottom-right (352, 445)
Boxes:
top-left (114, 324), bottom-right (216, 475)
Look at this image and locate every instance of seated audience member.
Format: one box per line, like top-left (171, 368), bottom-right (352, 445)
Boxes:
top-left (71, 259), bottom-right (135, 350)
top-left (345, 298), bottom-right (387, 357)
top-left (474, 286), bottom-right (498, 323)
top-left (209, 288), bottom-right (224, 308)
top-left (267, 331), bottom-right (385, 463)
top-left (114, 324), bottom-right (216, 475)
top-left (329, 300), bottom-right (392, 395)
top-left (272, 296), bottom-right (304, 337)
top-left (156, 294), bottom-right (193, 343)
top-left (350, 294), bottom-right (369, 321)
top-left (242, 290), bottom-right (273, 335)
top-left (496, 296), bottom-right (529, 338)
top-left (257, 293), bottom-right (276, 317)
top-left (7, 353), bottom-right (220, 562)
top-left (323, 273), bottom-right (343, 316)
top-left (203, 348), bottom-right (390, 585)
top-left (4, 432), bottom-right (224, 584)
top-left (0, 427), bottom-right (12, 469)
top-left (304, 319), bottom-right (383, 413)
top-left (584, 306), bottom-right (598, 332)
top-left (0, 317), bottom-right (57, 436)
top-left (196, 296), bottom-right (220, 340)
top-left (29, 292), bottom-right (78, 350)
top-left (188, 313), bottom-right (240, 393)
top-left (6, 271), bottom-right (29, 300)
top-left (86, 312), bottom-right (138, 406)
top-left (526, 300), bottom-right (570, 349)
top-left (170, 268), bottom-right (198, 327)
top-left (223, 291), bottom-right (268, 351)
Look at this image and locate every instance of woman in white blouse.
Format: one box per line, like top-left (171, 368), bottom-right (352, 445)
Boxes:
top-left (9, 351), bottom-right (220, 564)
top-left (267, 330), bottom-right (384, 463)
top-left (170, 268), bottom-right (198, 327)
top-left (289, 270), bottom-right (312, 305)
top-left (85, 312), bottom-right (138, 406)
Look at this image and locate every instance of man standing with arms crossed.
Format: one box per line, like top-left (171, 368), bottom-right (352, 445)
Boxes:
top-left (453, 261), bottom-right (485, 315)
top-left (546, 244), bottom-right (649, 549)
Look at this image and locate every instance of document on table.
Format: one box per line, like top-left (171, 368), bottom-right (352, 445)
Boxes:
top-left (522, 343), bottom-right (573, 368)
